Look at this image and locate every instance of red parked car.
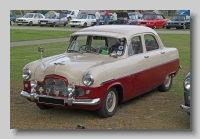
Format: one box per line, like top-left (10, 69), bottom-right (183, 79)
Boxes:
top-left (137, 12), bottom-right (167, 29)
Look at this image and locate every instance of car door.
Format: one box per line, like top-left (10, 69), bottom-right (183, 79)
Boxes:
top-left (143, 33), bottom-right (167, 89)
top-left (128, 34), bottom-right (152, 97)
top-left (33, 14), bottom-right (39, 24)
top-left (87, 14), bottom-right (95, 26)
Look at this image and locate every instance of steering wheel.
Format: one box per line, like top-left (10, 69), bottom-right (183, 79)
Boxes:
top-left (79, 45), bottom-right (95, 52)
top-left (79, 45), bottom-right (88, 51)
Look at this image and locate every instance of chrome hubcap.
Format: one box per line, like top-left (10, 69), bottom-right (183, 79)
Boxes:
top-left (106, 91), bottom-right (116, 112)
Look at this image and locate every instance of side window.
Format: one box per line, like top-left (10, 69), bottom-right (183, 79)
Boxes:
top-left (144, 34), bottom-right (159, 51)
top-left (128, 36), bottom-right (143, 56)
top-left (88, 15), bottom-right (92, 19)
top-left (34, 14), bottom-right (38, 18)
top-left (159, 15), bottom-right (163, 20)
top-left (39, 15), bottom-right (43, 18)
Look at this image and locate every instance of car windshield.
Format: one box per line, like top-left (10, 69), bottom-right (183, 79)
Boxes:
top-left (142, 15), bottom-right (156, 20)
top-left (171, 15), bottom-right (186, 21)
top-left (77, 14), bottom-right (87, 19)
top-left (24, 13), bottom-right (34, 18)
top-left (45, 14), bottom-right (56, 19)
top-left (67, 35), bottom-right (126, 56)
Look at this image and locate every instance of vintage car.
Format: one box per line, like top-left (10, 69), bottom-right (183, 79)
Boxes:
top-left (20, 25), bottom-right (180, 118)
top-left (165, 14), bottom-right (190, 29)
top-left (180, 72), bottom-right (190, 115)
top-left (137, 12), bottom-right (167, 29)
top-left (69, 10), bottom-right (96, 27)
top-left (38, 11), bottom-right (68, 27)
top-left (15, 13), bottom-right (45, 26)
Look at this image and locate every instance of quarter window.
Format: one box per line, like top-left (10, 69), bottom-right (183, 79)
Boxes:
top-left (144, 34), bottom-right (159, 51)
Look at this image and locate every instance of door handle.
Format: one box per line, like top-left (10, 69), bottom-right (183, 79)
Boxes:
top-left (161, 52), bottom-right (165, 54)
top-left (144, 56), bottom-right (149, 58)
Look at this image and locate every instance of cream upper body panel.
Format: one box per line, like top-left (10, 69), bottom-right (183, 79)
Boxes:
top-left (24, 25), bottom-right (179, 87)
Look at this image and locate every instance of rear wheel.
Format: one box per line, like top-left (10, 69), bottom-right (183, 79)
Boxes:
top-left (166, 27), bottom-right (170, 29)
top-left (158, 74), bottom-right (172, 92)
top-left (98, 87), bottom-right (118, 118)
top-left (36, 103), bottom-right (53, 109)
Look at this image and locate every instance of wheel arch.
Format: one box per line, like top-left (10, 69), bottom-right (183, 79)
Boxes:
top-left (106, 83), bottom-right (123, 103)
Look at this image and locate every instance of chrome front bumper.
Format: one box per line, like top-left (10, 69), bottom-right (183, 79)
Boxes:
top-left (180, 104), bottom-right (190, 113)
top-left (20, 90), bottom-right (100, 106)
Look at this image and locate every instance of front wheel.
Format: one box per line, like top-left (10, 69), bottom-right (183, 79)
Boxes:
top-left (52, 22), bottom-right (56, 27)
top-left (98, 87), bottom-right (118, 118)
top-left (83, 22), bottom-right (87, 28)
top-left (10, 20), bottom-right (14, 25)
top-left (152, 24), bottom-right (156, 29)
top-left (158, 74), bottom-right (172, 92)
top-left (63, 22), bottom-right (67, 26)
top-left (29, 21), bottom-right (33, 26)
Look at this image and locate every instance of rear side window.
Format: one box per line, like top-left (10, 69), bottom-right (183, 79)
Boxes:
top-left (144, 34), bottom-right (159, 51)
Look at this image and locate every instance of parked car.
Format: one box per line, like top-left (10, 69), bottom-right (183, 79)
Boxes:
top-left (38, 11), bottom-right (68, 27)
top-left (180, 72), bottom-right (190, 115)
top-left (137, 12), bottom-right (167, 29)
top-left (66, 10), bottom-right (79, 21)
top-left (116, 12), bottom-right (130, 24)
top-left (69, 11), bottom-right (96, 27)
top-left (165, 14), bottom-right (190, 29)
top-left (20, 25), bottom-right (180, 118)
top-left (16, 13), bottom-right (45, 26)
top-left (10, 14), bottom-right (15, 25)
top-left (128, 13), bottom-right (142, 25)
top-left (91, 13), bottom-right (113, 26)
top-left (128, 12), bottom-right (143, 19)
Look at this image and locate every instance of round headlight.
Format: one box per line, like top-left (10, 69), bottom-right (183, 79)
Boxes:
top-left (22, 68), bottom-right (31, 80)
top-left (68, 83), bottom-right (75, 93)
top-left (184, 78), bottom-right (190, 91)
top-left (82, 74), bottom-right (94, 86)
top-left (30, 79), bottom-right (37, 88)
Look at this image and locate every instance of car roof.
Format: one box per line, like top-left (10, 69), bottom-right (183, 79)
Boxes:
top-left (71, 25), bottom-right (158, 38)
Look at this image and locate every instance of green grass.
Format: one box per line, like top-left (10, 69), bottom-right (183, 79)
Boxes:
top-left (10, 29), bottom-right (74, 42)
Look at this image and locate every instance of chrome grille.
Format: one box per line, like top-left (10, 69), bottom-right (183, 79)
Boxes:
top-left (36, 78), bottom-right (84, 96)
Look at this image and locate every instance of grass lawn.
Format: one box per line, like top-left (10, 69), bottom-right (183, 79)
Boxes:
top-left (10, 34), bottom-right (190, 129)
top-left (10, 29), bottom-right (75, 42)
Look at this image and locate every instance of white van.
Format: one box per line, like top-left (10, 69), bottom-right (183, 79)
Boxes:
top-left (67, 10), bottom-right (79, 21)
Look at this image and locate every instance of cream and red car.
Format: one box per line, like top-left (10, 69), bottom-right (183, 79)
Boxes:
top-left (20, 25), bottom-right (180, 118)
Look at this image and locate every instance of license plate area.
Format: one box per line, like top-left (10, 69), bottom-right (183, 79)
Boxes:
top-left (38, 97), bottom-right (65, 106)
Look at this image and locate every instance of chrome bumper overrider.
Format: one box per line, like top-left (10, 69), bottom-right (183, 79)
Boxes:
top-left (20, 90), bottom-right (100, 106)
top-left (180, 104), bottom-right (190, 113)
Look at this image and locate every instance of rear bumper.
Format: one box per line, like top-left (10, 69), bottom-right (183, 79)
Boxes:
top-left (20, 90), bottom-right (101, 106)
top-left (180, 104), bottom-right (190, 113)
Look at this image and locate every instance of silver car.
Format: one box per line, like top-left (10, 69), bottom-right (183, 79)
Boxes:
top-left (38, 11), bottom-right (68, 27)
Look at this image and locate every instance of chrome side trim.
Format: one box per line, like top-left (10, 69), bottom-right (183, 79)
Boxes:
top-left (100, 78), bottom-right (115, 85)
top-left (20, 90), bottom-right (100, 106)
top-left (180, 104), bottom-right (190, 113)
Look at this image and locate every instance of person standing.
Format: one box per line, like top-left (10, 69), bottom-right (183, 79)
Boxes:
top-left (95, 10), bottom-right (100, 26)
top-left (112, 11), bottom-right (117, 24)
top-left (104, 10), bottom-right (110, 25)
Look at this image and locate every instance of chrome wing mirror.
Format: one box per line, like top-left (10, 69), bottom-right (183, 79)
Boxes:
top-left (38, 47), bottom-right (44, 59)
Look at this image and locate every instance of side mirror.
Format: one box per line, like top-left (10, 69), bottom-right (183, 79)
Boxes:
top-left (38, 47), bottom-right (44, 59)
top-left (110, 52), bottom-right (118, 58)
